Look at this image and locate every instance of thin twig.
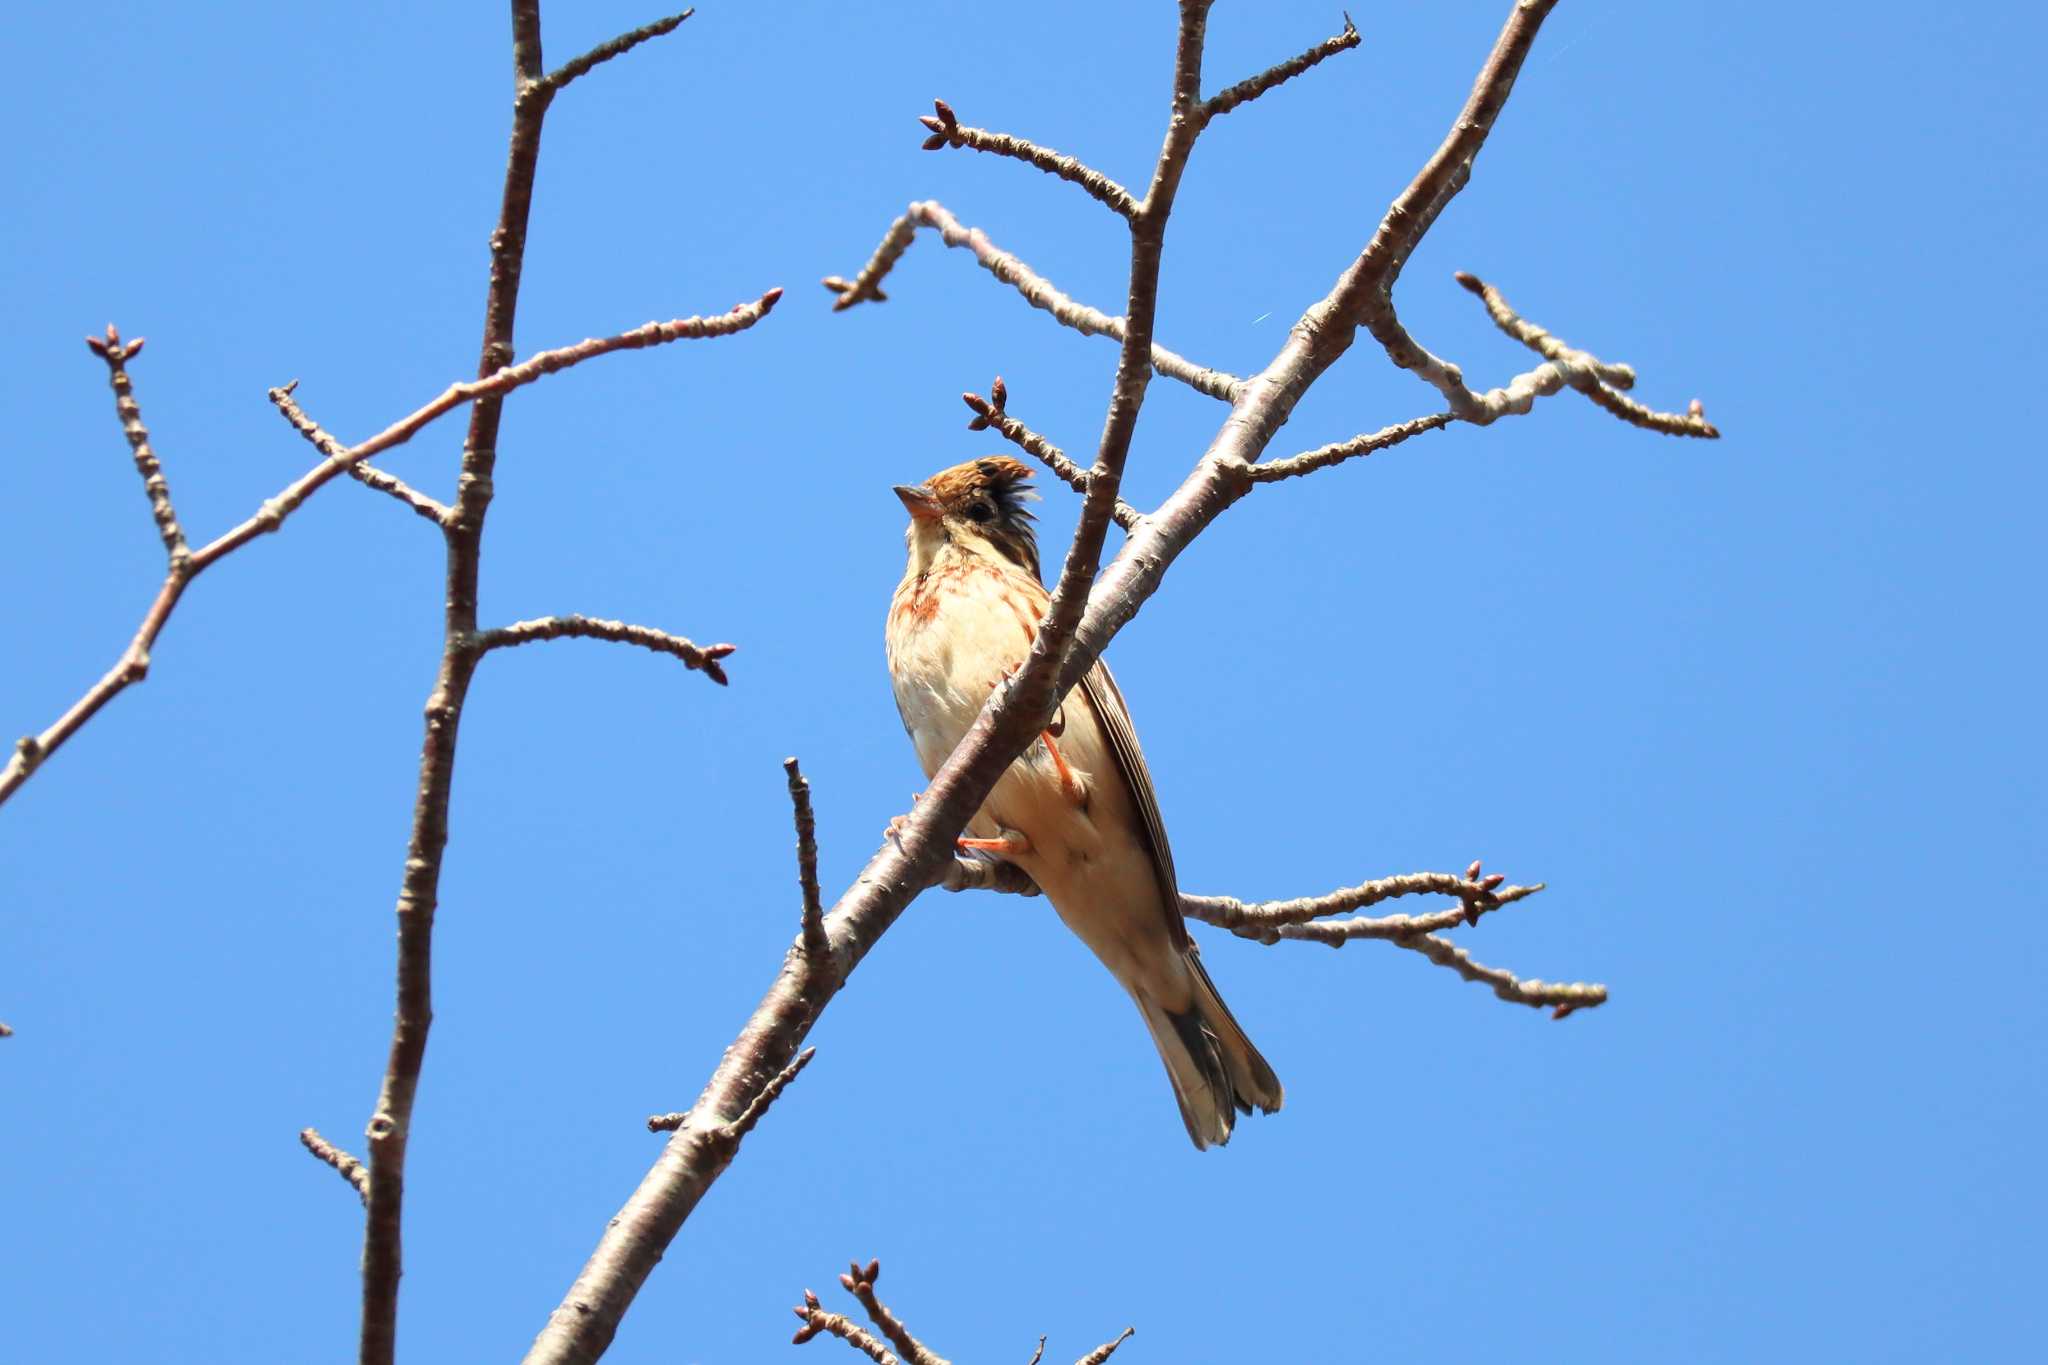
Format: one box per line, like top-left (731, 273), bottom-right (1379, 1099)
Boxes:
top-left (963, 382), bottom-right (1140, 529)
top-left (919, 99), bottom-right (1138, 220)
top-left (1400, 934), bottom-right (1608, 1014)
top-left (1181, 868), bottom-right (1530, 938)
top-left (1245, 412), bottom-right (1456, 482)
top-left (1201, 13), bottom-right (1361, 122)
top-left (821, 200), bottom-right (1240, 401)
top-left (300, 1128), bottom-right (372, 1205)
top-left (85, 326), bottom-right (188, 567)
top-left (538, 7), bottom-right (692, 94)
top-left (842, 1259), bottom-right (952, 1365)
top-left (1, 298), bottom-right (766, 811)
top-left (644, 1046), bottom-right (816, 1138)
top-left (793, 1295), bottom-right (899, 1364)
top-left (1454, 271), bottom-right (1720, 437)
top-left (472, 614), bottom-right (736, 685)
top-left (269, 381), bottom-right (451, 526)
top-left (1076, 1328), bottom-right (1136, 1365)
top-left (786, 759), bottom-right (828, 956)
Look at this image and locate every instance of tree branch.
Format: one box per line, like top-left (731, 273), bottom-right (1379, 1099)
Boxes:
top-left (839, 1259), bottom-right (952, 1365)
top-left (300, 1127), bottom-right (372, 1205)
top-left (1201, 12), bottom-right (1361, 122)
top-left (1247, 411), bottom-right (1455, 482)
top-left (785, 758), bottom-right (828, 957)
top-left (793, 1296), bottom-right (900, 1364)
top-left (269, 381), bottom-right (451, 526)
top-left (353, 6), bottom-right (775, 1361)
top-left (821, 200), bottom-right (1241, 401)
top-left (3, 296), bottom-right (768, 812)
top-left (471, 614), bottom-right (735, 685)
top-left (962, 380), bottom-right (1140, 529)
top-left (918, 99), bottom-right (1138, 220)
top-left (538, 7), bottom-right (692, 94)
top-left (1076, 1328), bottom-right (1136, 1365)
top-left (1454, 271), bottom-right (1720, 437)
top-left (85, 326), bottom-right (189, 567)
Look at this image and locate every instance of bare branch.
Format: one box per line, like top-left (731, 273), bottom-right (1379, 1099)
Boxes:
top-left (85, 325), bottom-right (188, 568)
top-left (838, 1259), bottom-right (952, 1365)
top-left (538, 7), bottom-right (692, 94)
top-left (472, 614), bottom-right (735, 685)
top-left (1181, 867), bottom-right (1529, 938)
top-left (4, 294), bottom-right (772, 812)
top-left (821, 200), bottom-right (1241, 401)
top-left (793, 1293), bottom-right (900, 1364)
top-left (723, 1045), bottom-right (816, 1141)
top-left (353, 3), bottom-right (776, 1355)
top-left (1201, 13), bottom-right (1361, 122)
top-left (962, 381), bottom-right (1141, 529)
top-left (269, 381), bottom-right (451, 526)
top-left (1351, 1), bottom-right (1557, 299)
top-left (647, 1046), bottom-right (820, 1136)
top-left (785, 758), bottom-right (829, 956)
top-left (1454, 271), bottom-right (1720, 437)
top-left (1247, 411), bottom-right (1455, 482)
top-left (1398, 933), bottom-right (1608, 1014)
top-left (919, 99), bottom-right (1138, 220)
top-left (1076, 1328), bottom-right (1136, 1365)
top-left (299, 1127), bottom-right (371, 1205)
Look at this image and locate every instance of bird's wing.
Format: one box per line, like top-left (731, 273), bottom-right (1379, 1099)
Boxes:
top-left (1076, 661), bottom-right (1189, 954)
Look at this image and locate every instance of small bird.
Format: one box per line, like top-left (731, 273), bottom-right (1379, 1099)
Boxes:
top-left (885, 456), bottom-right (1282, 1148)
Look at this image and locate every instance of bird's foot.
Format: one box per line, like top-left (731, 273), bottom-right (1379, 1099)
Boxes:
top-left (957, 828), bottom-right (1033, 857)
top-left (1039, 729), bottom-right (1087, 808)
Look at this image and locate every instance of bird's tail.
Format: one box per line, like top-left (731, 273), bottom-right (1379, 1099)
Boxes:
top-left (1135, 953), bottom-right (1283, 1150)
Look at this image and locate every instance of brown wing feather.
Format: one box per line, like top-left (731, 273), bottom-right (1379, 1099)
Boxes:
top-left (1075, 663), bottom-right (1188, 954)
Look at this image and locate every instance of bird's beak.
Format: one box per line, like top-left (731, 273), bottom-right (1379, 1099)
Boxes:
top-left (894, 483), bottom-right (941, 521)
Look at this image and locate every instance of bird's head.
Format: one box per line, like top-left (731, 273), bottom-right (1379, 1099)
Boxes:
top-left (895, 456), bottom-right (1041, 578)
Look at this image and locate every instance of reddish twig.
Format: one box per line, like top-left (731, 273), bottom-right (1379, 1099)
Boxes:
top-left (793, 1295), bottom-right (899, 1364)
top-left (649, 1045), bottom-right (815, 1134)
top-left (1200, 12), bottom-right (1361, 121)
top-left (269, 381), bottom-right (451, 526)
top-left (821, 200), bottom-right (1240, 401)
top-left (85, 326), bottom-right (188, 567)
top-left (2, 296), bottom-right (769, 811)
top-left (786, 759), bottom-right (828, 957)
top-left (472, 614), bottom-right (736, 685)
top-left (919, 99), bottom-right (1138, 220)
top-left (299, 1128), bottom-right (372, 1205)
top-left (962, 380), bottom-right (1140, 529)
top-left (537, 7), bottom-right (692, 94)
top-left (1246, 412), bottom-right (1456, 482)
top-left (839, 1259), bottom-right (951, 1365)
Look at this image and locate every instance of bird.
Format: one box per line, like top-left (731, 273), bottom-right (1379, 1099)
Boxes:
top-left (885, 455), bottom-right (1282, 1148)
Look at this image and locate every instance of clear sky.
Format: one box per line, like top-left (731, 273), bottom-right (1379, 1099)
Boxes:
top-left (3, 2), bottom-right (2041, 1361)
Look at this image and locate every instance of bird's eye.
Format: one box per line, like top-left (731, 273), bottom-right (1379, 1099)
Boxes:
top-left (965, 501), bottom-right (994, 523)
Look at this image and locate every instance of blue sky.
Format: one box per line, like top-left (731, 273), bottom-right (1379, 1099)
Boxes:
top-left (3, 2), bottom-right (2042, 1361)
